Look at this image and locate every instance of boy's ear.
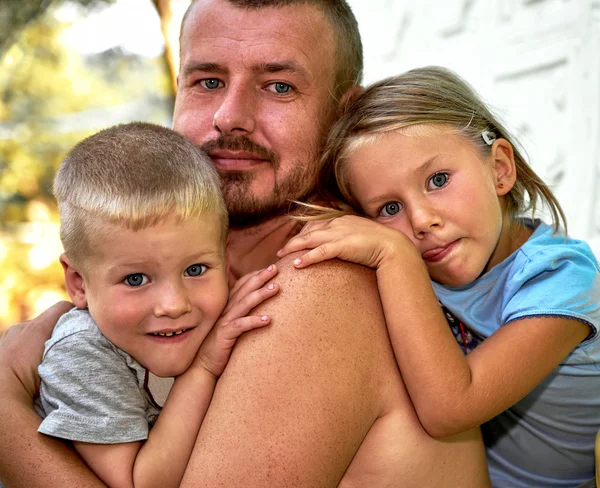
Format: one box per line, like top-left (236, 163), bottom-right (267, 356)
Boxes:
top-left (491, 138), bottom-right (517, 196)
top-left (60, 254), bottom-right (88, 309)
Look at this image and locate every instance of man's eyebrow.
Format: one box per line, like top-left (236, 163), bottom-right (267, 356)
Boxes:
top-left (181, 62), bottom-right (226, 78)
top-left (252, 61), bottom-right (311, 81)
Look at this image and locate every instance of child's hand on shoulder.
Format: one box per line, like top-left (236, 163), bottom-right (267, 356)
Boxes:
top-left (192, 265), bottom-right (279, 378)
top-left (277, 215), bottom-right (415, 270)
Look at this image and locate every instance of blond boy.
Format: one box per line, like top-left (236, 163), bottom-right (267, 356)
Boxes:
top-left (36, 122), bottom-right (278, 488)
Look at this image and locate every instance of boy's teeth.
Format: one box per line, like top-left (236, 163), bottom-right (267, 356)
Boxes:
top-left (153, 329), bottom-right (187, 337)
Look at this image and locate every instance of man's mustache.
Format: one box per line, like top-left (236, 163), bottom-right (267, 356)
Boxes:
top-left (201, 136), bottom-right (279, 169)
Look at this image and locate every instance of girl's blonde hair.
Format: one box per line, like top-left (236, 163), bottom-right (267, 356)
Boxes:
top-left (312, 66), bottom-right (566, 231)
top-left (54, 122), bottom-right (228, 271)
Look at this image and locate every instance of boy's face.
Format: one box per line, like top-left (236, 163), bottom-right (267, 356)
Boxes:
top-left (77, 214), bottom-right (229, 377)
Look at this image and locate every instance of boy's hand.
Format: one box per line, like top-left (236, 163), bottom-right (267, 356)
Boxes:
top-left (277, 215), bottom-right (412, 270)
top-left (193, 265), bottom-right (279, 378)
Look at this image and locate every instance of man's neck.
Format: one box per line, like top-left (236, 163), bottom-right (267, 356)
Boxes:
top-left (226, 215), bottom-right (302, 286)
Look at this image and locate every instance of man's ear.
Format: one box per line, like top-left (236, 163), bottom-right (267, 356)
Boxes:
top-left (60, 254), bottom-right (88, 309)
top-left (337, 85), bottom-right (365, 116)
top-left (491, 138), bottom-right (517, 196)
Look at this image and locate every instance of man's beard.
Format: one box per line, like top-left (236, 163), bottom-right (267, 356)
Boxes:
top-left (202, 135), bottom-right (319, 228)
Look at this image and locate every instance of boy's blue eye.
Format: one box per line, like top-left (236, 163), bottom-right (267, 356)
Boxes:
top-left (185, 264), bottom-right (207, 277)
top-left (380, 202), bottom-right (402, 217)
top-left (125, 274), bottom-right (148, 287)
top-left (429, 172), bottom-right (449, 189)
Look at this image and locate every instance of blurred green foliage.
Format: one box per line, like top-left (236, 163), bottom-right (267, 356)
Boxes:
top-left (0, 0), bottom-right (174, 328)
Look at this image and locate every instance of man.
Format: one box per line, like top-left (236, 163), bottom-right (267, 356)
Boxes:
top-left (0, 1), bottom-right (491, 486)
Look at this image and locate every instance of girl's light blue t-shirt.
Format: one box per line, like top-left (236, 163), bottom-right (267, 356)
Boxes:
top-left (433, 221), bottom-right (600, 487)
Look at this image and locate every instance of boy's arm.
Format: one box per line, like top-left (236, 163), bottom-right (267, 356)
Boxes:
top-left (129, 267), bottom-right (278, 488)
top-left (0, 302), bottom-right (105, 488)
top-left (71, 369), bottom-right (218, 488)
top-left (180, 255), bottom-right (389, 487)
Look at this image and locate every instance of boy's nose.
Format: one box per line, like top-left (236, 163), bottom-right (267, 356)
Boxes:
top-left (154, 282), bottom-right (192, 319)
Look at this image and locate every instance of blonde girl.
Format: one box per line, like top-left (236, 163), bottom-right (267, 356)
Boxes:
top-left (278, 66), bottom-right (600, 487)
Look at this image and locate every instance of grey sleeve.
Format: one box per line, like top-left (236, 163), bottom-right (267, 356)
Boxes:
top-left (38, 330), bottom-right (150, 444)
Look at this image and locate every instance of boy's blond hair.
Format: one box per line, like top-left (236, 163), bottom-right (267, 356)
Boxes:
top-left (54, 122), bottom-right (228, 271)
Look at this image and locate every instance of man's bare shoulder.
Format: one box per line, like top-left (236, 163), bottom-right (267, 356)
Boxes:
top-left (182, 255), bottom-right (393, 487)
top-left (269, 251), bottom-right (382, 318)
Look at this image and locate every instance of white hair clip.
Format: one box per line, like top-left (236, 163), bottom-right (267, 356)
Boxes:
top-left (481, 130), bottom-right (496, 146)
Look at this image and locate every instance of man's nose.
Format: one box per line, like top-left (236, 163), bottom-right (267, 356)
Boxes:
top-left (213, 85), bottom-right (256, 135)
top-left (409, 202), bottom-right (443, 239)
top-left (153, 282), bottom-right (192, 319)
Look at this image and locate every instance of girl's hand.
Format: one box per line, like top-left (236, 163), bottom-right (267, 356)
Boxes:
top-left (193, 265), bottom-right (279, 378)
top-left (277, 215), bottom-right (412, 269)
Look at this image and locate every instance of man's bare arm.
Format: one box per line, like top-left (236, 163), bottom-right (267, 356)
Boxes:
top-left (181, 255), bottom-right (390, 487)
top-left (0, 302), bottom-right (104, 487)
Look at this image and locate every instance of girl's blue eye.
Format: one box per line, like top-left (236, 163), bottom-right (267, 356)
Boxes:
top-left (125, 274), bottom-right (148, 287)
top-left (429, 172), bottom-right (449, 189)
top-left (380, 202), bottom-right (402, 217)
top-left (201, 78), bottom-right (221, 90)
top-left (185, 264), bottom-right (207, 277)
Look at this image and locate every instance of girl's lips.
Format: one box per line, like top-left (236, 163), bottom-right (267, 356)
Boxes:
top-left (422, 240), bottom-right (459, 263)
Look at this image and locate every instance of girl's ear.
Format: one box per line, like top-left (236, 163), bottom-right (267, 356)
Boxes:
top-left (491, 138), bottom-right (517, 196)
top-left (60, 254), bottom-right (88, 309)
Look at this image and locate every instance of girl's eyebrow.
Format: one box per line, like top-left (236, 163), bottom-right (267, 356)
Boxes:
top-left (362, 154), bottom-right (443, 207)
top-left (416, 155), bottom-right (442, 175)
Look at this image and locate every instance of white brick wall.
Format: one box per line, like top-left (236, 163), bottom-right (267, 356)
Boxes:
top-left (348, 0), bottom-right (600, 255)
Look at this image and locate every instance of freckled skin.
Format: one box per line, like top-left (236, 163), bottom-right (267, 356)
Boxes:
top-left (181, 254), bottom-right (490, 487)
top-left (0, 1), bottom-right (491, 486)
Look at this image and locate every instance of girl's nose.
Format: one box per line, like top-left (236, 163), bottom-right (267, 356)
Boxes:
top-left (409, 203), bottom-right (443, 239)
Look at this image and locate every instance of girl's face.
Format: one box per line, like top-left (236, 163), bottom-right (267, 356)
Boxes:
top-left (345, 126), bottom-right (516, 287)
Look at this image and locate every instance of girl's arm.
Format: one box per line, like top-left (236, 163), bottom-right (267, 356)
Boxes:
top-left (375, 251), bottom-right (590, 436)
top-left (279, 216), bottom-right (591, 437)
top-left (74, 266), bottom-right (279, 488)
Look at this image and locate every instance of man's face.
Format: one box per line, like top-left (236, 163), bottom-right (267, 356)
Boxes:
top-left (173, 0), bottom-right (339, 226)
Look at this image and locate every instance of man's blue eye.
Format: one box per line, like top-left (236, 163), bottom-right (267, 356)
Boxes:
top-left (273, 82), bottom-right (291, 94)
top-left (125, 274), bottom-right (147, 287)
top-left (430, 173), bottom-right (448, 189)
top-left (380, 202), bottom-right (402, 217)
top-left (185, 264), bottom-right (206, 277)
top-left (201, 78), bottom-right (221, 90)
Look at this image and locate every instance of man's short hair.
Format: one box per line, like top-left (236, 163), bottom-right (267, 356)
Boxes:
top-left (181, 0), bottom-right (363, 97)
top-left (54, 122), bottom-right (228, 271)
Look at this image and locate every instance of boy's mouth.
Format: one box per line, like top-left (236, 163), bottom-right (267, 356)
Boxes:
top-left (149, 328), bottom-right (191, 337)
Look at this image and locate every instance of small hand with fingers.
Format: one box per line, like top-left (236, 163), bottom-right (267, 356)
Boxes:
top-left (277, 215), bottom-right (411, 270)
top-left (194, 264), bottom-right (279, 378)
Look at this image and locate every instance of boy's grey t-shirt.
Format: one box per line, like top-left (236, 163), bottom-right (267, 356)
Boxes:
top-left (36, 308), bottom-right (160, 444)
